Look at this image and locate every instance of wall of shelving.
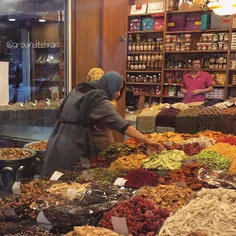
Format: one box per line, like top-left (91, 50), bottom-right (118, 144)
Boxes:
top-left (126, 2), bottom-right (236, 105)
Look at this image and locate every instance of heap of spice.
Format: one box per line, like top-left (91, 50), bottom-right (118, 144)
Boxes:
top-left (198, 130), bottom-right (226, 140)
top-left (159, 164), bottom-right (206, 190)
top-left (137, 185), bottom-right (193, 212)
top-left (110, 154), bottom-right (147, 172)
top-left (99, 196), bottom-right (170, 236)
top-left (124, 168), bottom-right (160, 189)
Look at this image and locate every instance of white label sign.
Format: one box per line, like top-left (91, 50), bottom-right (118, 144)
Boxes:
top-left (50, 171), bottom-right (63, 181)
top-left (0, 62), bottom-right (9, 105)
top-left (114, 178), bottom-right (127, 187)
top-left (112, 216), bottom-right (129, 235)
top-left (12, 182), bottom-right (21, 195)
top-left (37, 211), bottom-right (53, 231)
top-left (147, 2), bottom-right (164, 13)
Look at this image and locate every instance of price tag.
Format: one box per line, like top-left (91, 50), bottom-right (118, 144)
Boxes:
top-left (80, 157), bottom-right (89, 169)
top-left (37, 212), bottom-right (53, 231)
top-left (111, 216), bottom-right (129, 235)
top-left (12, 182), bottom-right (21, 195)
top-left (50, 171), bottom-right (63, 181)
top-left (3, 208), bottom-right (17, 218)
top-left (195, 21), bottom-right (202, 25)
top-left (114, 178), bottom-right (127, 187)
top-left (82, 170), bottom-right (94, 181)
top-left (168, 22), bottom-right (174, 27)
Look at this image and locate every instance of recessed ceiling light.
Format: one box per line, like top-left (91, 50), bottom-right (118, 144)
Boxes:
top-left (39, 19), bottom-right (46, 22)
top-left (9, 18), bottom-right (16, 22)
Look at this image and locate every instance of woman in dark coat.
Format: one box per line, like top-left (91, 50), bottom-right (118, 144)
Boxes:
top-left (41, 71), bottom-right (161, 176)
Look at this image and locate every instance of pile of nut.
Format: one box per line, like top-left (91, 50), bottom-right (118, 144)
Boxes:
top-left (0, 148), bottom-right (32, 160)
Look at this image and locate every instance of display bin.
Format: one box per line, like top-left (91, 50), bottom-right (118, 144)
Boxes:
top-left (156, 115), bottom-right (177, 128)
top-left (29, 109), bottom-right (43, 126)
top-left (221, 112), bottom-right (236, 134)
top-left (43, 109), bottom-right (58, 127)
top-left (198, 114), bottom-right (222, 132)
top-left (16, 110), bottom-right (29, 126)
top-left (0, 110), bottom-right (4, 125)
top-left (4, 110), bottom-right (16, 125)
top-left (156, 126), bottom-right (175, 133)
top-left (176, 116), bottom-right (198, 134)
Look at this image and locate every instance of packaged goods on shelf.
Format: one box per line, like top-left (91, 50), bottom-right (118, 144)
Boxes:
top-left (205, 88), bottom-right (224, 100)
top-left (210, 12), bottom-right (231, 29)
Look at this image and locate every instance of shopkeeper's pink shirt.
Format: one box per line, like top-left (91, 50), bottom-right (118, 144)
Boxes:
top-left (180, 71), bottom-right (213, 103)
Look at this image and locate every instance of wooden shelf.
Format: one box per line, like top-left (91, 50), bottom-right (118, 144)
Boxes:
top-left (213, 85), bottom-right (225, 87)
top-left (230, 50), bottom-right (236, 53)
top-left (228, 84), bottom-right (236, 87)
top-left (127, 51), bottom-right (163, 54)
top-left (165, 50), bottom-right (228, 54)
top-left (150, 95), bottom-right (161, 98)
top-left (229, 69), bottom-right (236, 71)
top-left (126, 82), bottom-right (161, 85)
top-left (163, 83), bottom-right (181, 86)
top-left (128, 30), bottom-right (164, 34)
top-left (126, 70), bottom-right (162, 73)
top-left (163, 96), bottom-right (183, 98)
top-left (166, 29), bottom-right (230, 34)
top-left (35, 63), bottom-right (60, 66)
top-left (128, 13), bottom-right (164, 17)
top-left (166, 10), bottom-right (211, 14)
top-left (164, 68), bottom-right (226, 72)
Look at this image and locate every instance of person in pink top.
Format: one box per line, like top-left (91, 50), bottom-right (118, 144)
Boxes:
top-left (180, 56), bottom-right (213, 103)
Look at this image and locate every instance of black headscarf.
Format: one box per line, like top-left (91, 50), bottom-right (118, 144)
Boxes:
top-left (76, 71), bottom-right (124, 126)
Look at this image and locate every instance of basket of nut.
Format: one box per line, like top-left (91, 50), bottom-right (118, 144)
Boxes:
top-left (0, 148), bottom-right (36, 169)
top-left (24, 140), bottom-right (48, 160)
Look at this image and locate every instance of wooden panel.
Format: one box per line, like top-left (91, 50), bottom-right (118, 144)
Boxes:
top-left (102, 0), bottom-right (128, 142)
top-left (74, 0), bottom-right (101, 86)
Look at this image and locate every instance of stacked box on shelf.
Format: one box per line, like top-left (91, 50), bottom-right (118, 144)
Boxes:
top-left (198, 107), bottom-right (222, 132)
top-left (231, 33), bottom-right (236, 50)
top-left (205, 88), bottom-right (225, 100)
top-left (221, 107), bottom-right (236, 134)
top-left (210, 13), bottom-right (231, 29)
top-left (137, 108), bottom-right (160, 133)
top-left (156, 107), bottom-right (180, 128)
top-left (176, 107), bottom-right (202, 134)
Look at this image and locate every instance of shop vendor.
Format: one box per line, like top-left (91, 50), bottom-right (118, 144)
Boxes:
top-left (180, 56), bottom-right (213, 103)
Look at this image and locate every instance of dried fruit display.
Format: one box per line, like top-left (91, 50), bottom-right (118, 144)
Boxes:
top-left (171, 102), bottom-right (189, 111)
top-left (207, 143), bottom-right (236, 162)
top-left (21, 179), bottom-right (53, 195)
top-left (160, 188), bottom-right (236, 236)
top-left (5, 225), bottom-right (56, 236)
top-left (198, 130), bottom-right (226, 139)
top-left (198, 107), bottom-right (222, 131)
top-left (148, 132), bottom-right (183, 143)
top-left (164, 143), bottom-right (202, 156)
top-left (65, 226), bottom-right (126, 236)
top-left (100, 143), bottom-right (140, 159)
top-left (178, 107), bottom-right (202, 117)
top-left (180, 136), bottom-right (215, 149)
top-left (216, 136), bottom-right (236, 145)
top-left (193, 150), bottom-right (231, 171)
top-left (124, 168), bottom-right (159, 189)
top-left (159, 164), bottom-right (206, 190)
top-left (110, 154), bottom-right (147, 172)
top-left (142, 150), bottom-right (188, 171)
top-left (0, 148), bottom-right (32, 160)
top-left (28, 141), bottom-right (48, 151)
top-left (137, 185), bottom-right (193, 212)
top-left (99, 196), bottom-right (170, 236)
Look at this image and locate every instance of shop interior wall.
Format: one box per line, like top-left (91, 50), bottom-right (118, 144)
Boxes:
top-left (73, 0), bottom-right (128, 142)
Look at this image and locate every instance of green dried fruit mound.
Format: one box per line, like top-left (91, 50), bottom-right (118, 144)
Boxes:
top-left (193, 149), bottom-right (231, 171)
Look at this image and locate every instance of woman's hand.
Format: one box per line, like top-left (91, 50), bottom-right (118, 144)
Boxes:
top-left (145, 139), bottom-right (164, 153)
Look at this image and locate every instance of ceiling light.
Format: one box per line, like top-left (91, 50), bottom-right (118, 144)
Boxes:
top-left (9, 18), bottom-right (16, 22)
top-left (208, 0), bottom-right (236, 16)
top-left (39, 19), bottom-right (46, 22)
